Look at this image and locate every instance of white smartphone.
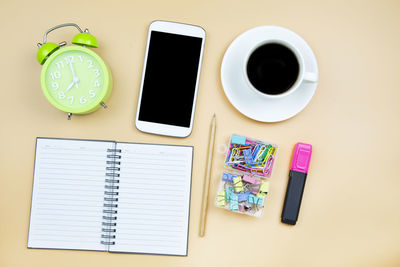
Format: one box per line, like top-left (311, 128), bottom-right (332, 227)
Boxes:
top-left (135, 20), bottom-right (206, 137)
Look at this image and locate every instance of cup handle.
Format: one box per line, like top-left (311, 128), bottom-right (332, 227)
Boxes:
top-left (303, 72), bottom-right (318, 83)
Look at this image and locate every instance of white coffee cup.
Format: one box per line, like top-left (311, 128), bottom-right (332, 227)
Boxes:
top-left (243, 39), bottom-right (318, 99)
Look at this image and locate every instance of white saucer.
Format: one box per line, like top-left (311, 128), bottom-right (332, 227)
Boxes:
top-left (221, 26), bottom-right (319, 122)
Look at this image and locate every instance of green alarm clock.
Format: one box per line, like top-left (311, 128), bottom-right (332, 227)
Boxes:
top-left (37, 23), bottom-right (112, 119)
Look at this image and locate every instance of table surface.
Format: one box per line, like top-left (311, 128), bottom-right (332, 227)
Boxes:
top-left (1, 0), bottom-right (400, 266)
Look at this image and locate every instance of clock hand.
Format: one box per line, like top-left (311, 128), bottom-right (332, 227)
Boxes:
top-left (64, 81), bottom-right (75, 93)
top-left (69, 61), bottom-right (77, 78)
top-left (69, 61), bottom-right (80, 88)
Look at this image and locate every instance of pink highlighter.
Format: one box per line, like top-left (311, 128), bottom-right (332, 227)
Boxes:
top-left (281, 143), bottom-right (312, 225)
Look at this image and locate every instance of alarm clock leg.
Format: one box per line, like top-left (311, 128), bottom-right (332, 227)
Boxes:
top-left (101, 102), bottom-right (107, 109)
top-left (67, 113), bottom-right (72, 120)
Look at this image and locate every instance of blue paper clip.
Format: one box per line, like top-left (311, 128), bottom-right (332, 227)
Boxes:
top-left (243, 149), bottom-right (253, 165)
top-left (222, 172), bottom-right (235, 183)
top-left (230, 194), bottom-right (239, 211)
top-left (251, 144), bottom-right (261, 161)
top-left (226, 187), bottom-right (234, 201)
top-left (231, 135), bottom-right (246, 145)
top-left (237, 192), bottom-right (250, 202)
top-left (249, 194), bottom-right (263, 206)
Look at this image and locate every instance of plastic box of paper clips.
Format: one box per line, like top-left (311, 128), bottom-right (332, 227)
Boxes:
top-left (214, 135), bottom-right (278, 217)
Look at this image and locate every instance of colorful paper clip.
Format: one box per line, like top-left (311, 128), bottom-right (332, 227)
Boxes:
top-left (222, 172), bottom-right (235, 183)
top-left (248, 194), bottom-right (264, 206)
top-left (216, 135), bottom-right (277, 217)
top-left (226, 187), bottom-right (234, 201)
top-left (224, 135), bottom-right (278, 178)
top-left (230, 194), bottom-right (239, 211)
top-left (242, 175), bottom-right (258, 184)
top-left (237, 192), bottom-right (250, 202)
top-left (243, 149), bottom-right (253, 165)
top-left (215, 171), bottom-right (268, 217)
top-left (216, 191), bottom-right (226, 206)
top-left (257, 181), bottom-right (269, 198)
top-left (233, 176), bottom-right (244, 192)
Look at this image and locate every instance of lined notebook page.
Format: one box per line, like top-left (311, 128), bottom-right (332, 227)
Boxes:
top-left (111, 143), bottom-right (193, 256)
top-left (28, 138), bottom-right (115, 251)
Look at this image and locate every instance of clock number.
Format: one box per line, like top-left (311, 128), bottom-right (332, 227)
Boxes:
top-left (94, 80), bottom-right (100, 87)
top-left (78, 55), bottom-right (83, 62)
top-left (67, 96), bottom-right (74, 104)
top-left (55, 61), bottom-right (64, 69)
top-left (50, 71), bottom-right (61, 80)
top-left (58, 92), bottom-right (65, 99)
top-left (93, 69), bottom-right (100, 77)
top-left (79, 96), bottom-right (87, 104)
top-left (89, 90), bottom-right (96, 98)
top-left (64, 56), bottom-right (74, 64)
top-left (51, 82), bottom-right (59, 90)
top-left (87, 60), bottom-right (93, 69)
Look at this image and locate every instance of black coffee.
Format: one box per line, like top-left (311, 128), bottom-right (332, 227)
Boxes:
top-left (246, 43), bottom-right (299, 95)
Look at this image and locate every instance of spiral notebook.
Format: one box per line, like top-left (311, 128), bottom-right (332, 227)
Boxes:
top-left (28, 137), bottom-right (193, 256)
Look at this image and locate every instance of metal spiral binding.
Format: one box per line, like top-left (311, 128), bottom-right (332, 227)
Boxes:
top-left (101, 148), bottom-right (122, 246)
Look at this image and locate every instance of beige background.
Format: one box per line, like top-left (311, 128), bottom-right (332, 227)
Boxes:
top-left (1, 0), bottom-right (400, 266)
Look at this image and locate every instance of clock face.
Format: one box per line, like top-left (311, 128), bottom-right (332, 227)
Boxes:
top-left (41, 46), bottom-right (111, 113)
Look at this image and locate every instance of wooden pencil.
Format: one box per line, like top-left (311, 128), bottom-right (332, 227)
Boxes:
top-left (199, 114), bottom-right (216, 237)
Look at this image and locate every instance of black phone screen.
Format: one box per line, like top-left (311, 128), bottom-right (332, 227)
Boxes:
top-left (138, 31), bottom-right (203, 127)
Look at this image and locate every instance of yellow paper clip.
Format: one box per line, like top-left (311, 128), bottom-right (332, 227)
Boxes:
top-left (257, 181), bottom-right (269, 197)
top-left (233, 176), bottom-right (244, 192)
top-left (216, 191), bottom-right (226, 206)
top-left (255, 145), bottom-right (267, 162)
top-left (229, 147), bottom-right (240, 162)
top-left (260, 146), bottom-right (274, 165)
top-left (271, 147), bottom-right (276, 157)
